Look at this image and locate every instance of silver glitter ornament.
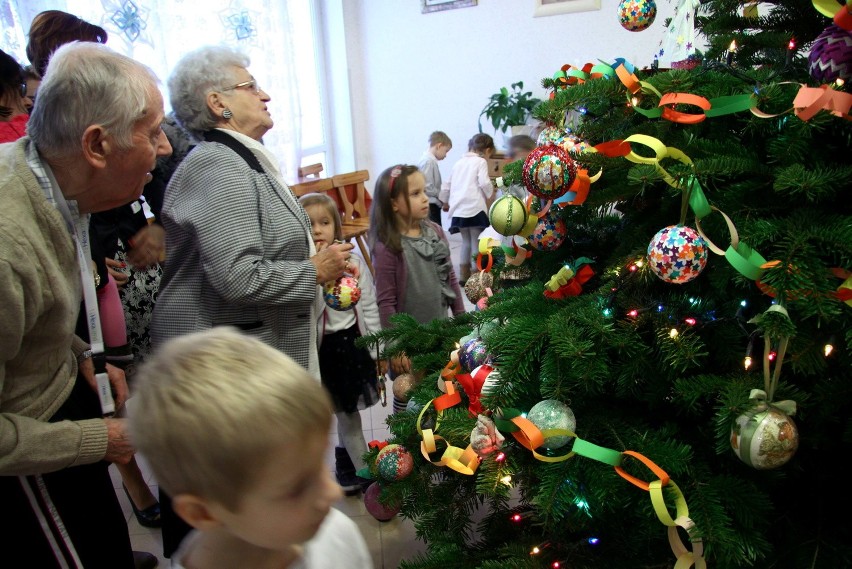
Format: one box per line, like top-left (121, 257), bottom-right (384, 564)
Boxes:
top-left (527, 399), bottom-right (576, 449)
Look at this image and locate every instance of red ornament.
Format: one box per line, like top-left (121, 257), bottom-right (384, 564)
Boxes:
top-left (522, 144), bottom-right (578, 200)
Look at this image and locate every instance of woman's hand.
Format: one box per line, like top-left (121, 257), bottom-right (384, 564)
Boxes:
top-left (311, 242), bottom-right (354, 284)
top-left (126, 224), bottom-right (165, 269)
top-left (105, 258), bottom-right (129, 288)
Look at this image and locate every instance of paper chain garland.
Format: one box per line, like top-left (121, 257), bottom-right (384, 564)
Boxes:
top-left (414, 357), bottom-right (706, 568)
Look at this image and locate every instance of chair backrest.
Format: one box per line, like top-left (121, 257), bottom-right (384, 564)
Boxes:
top-left (289, 177), bottom-right (334, 198)
top-left (298, 163), bottom-right (324, 180)
top-left (331, 170), bottom-right (371, 224)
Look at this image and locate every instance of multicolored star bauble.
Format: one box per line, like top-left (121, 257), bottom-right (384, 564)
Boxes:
top-left (376, 444), bottom-right (414, 481)
top-left (536, 125), bottom-right (565, 146)
top-left (808, 24), bottom-right (852, 84)
top-left (731, 406), bottom-right (799, 469)
top-left (647, 225), bottom-right (708, 284)
top-left (323, 275), bottom-right (361, 310)
top-left (527, 210), bottom-right (568, 251)
top-left (522, 144), bottom-right (578, 201)
top-left (618, 0), bottom-right (657, 32)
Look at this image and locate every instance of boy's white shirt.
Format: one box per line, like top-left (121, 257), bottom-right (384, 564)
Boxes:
top-left (170, 508), bottom-right (373, 569)
top-left (316, 254), bottom-right (381, 352)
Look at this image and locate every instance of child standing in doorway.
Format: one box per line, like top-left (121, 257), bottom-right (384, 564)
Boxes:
top-left (369, 165), bottom-right (466, 411)
top-left (417, 131), bottom-right (453, 226)
top-left (439, 133), bottom-right (495, 283)
top-left (300, 193), bottom-right (380, 496)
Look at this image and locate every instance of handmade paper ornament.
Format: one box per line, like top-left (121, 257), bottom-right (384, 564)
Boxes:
top-left (500, 265), bottom-right (533, 282)
top-left (470, 414), bottom-right (505, 457)
top-left (527, 210), bottom-right (568, 251)
top-left (473, 364), bottom-right (501, 396)
top-left (323, 275), bottom-right (361, 310)
top-left (465, 270), bottom-right (494, 303)
top-left (364, 482), bottom-right (400, 521)
top-left (647, 225), bottom-right (708, 284)
top-left (376, 444), bottom-right (414, 481)
top-left (392, 373), bottom-right (418, 403)
top-left (731, 404), bottom-right (799, 469)
top-left (488, 194), bottom-right (528, 236)
top-left (527, 399), bottom-right (576, 450)
top-left (459, 338), bottom-right (490, 371)
top-left (522, 144), bottom-right (578, 201)
top-left (808, 24), bottom-right (852, 84)
top-left (618, 0), bottom-right (657, 32)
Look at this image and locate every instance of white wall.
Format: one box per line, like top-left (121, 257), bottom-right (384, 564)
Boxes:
top-left (327, 0), bottom-right (675, 188)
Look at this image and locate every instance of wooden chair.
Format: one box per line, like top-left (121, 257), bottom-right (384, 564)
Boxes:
top-left (330, 170), bottom-right (374, 275)
top-left (297, 163), bottom-right (324, 180)
top-left (289, 177), bottom-right (334, 198)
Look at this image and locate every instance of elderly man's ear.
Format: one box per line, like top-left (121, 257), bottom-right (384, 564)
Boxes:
top-left (81, 124), bottom-right (112, 169)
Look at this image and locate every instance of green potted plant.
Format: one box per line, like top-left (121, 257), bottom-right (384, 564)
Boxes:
top-left (478, 81), bottom-right (542, 134)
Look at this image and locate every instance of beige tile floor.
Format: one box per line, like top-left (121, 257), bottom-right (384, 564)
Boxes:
top-left (120, 225), bottom-right (489, 568)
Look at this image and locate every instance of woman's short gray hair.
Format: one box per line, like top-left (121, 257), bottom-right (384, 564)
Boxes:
top-left (168, 46), bottom-right (250, 139)
top-left (27, 42), bottom-right (158, 158)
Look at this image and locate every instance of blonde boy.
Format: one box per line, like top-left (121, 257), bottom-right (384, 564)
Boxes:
top-left (129, 328), bottom-right (372, 569)
top-left (418, 130), bottom-right (452, 225)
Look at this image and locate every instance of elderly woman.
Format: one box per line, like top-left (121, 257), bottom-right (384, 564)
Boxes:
top-left (150, 45), bottom-right (352, 554)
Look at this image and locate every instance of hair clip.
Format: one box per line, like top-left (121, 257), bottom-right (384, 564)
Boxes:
top-left (388, 165), bottom-right (403, 193)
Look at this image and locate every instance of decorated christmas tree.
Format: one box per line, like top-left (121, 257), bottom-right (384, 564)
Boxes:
top-left (360, 2), bottom-right (852, 567)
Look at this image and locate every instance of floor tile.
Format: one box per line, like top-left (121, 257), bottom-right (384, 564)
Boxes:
top-left (379, 515), bottom-right (428, 568)
top-left (348, 511), bottom-right (384, 569)
top-left (128, 530), bottom-right (169, 568)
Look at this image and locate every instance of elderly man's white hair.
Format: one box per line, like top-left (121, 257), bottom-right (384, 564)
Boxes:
top-left (27, 42), bottom-right (159, 158)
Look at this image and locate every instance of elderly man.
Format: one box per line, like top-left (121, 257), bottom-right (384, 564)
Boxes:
top-left (0, 43), bottom-right (171, 568)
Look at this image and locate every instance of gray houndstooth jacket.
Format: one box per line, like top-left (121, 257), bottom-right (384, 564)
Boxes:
top-left (150, 131), bottom-right (317, 369)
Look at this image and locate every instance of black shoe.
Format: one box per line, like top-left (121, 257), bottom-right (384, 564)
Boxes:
top-left (124, 484), bottom-right (162, 528)
top-left (336, 469), bottom-right (363, 496)
top-left (132, 551), bottom-right (158, 569)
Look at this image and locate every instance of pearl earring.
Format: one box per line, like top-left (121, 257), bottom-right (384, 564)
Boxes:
top-left (222, 109), bottom-right (232, 120)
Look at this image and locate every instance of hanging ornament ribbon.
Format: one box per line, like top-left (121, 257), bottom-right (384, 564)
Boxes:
top-left (748, 389), bottom-right (797, 416)
top-left (416, 396), bottom-right (480, 475)
top-left (455, 365), bottom-right (491, 417)
top-left (368, 440), bottom-right (389, 451)
top-left (693, 206), bottom-right (768, 280)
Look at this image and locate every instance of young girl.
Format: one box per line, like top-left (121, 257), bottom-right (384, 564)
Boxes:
top-left (370, 165), bottom-right (466, 411)
top-left (438, 133), bottom-right (496, 283)
top-left (300, 193), bottom-right (380, 495)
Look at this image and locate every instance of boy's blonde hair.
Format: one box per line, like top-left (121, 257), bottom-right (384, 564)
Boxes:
top-left (299, 192), bottom-right (343, 241)
top-left (428, 131), bottom-right (451, 147)
top-left (129, 327), bottom-right (332, 511)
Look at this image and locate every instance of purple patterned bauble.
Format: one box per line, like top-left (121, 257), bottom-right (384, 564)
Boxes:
top-left (647, 225), bottom-right (708, 284)
top-left (522, 144), bottom-right (578, 201)
top-left (808, 24), bottom-right (852, 84)
top-left (376, 444), bottom-right (414, 481)
top-left (364, 482), bottom-right (400, 522)
top-left (527, 210), bottom-right (568, 251)
top-left (323, 275), bottom-right (361, 310)
top-left (618, 0), bottom-right (657, 32)
top-left (459, 338), bottom-right (490, 372)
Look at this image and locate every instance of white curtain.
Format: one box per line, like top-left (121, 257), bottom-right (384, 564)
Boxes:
top-left (0, 0), bottom-right (302, 179)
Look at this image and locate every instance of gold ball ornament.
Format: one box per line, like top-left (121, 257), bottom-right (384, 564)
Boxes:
top-left (488, 195), bottom-right (528, 236)
top-left (392, 373), bottom-right (418, 402)
top-left (731, 405), bottom-right (799, 469)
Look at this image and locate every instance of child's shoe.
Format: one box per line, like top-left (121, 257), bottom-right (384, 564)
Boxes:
top-left (335, 446), bottom-right (361, 496)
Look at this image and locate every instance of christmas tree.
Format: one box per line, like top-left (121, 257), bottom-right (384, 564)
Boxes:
top-left (361, 2), bottom-right (852, 567)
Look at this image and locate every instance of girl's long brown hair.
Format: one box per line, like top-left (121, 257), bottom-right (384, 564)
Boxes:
top-left (368, 164), bottom-right (420, 253)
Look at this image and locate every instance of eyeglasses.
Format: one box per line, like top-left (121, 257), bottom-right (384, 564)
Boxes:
top-left (222, 79), bottom-right (262, 95)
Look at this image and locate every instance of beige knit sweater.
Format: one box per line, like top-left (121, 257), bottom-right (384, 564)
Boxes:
top-left (0, 138), bottom-right (108, 475)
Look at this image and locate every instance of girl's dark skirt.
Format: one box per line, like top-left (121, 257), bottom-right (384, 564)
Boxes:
top-left (449, 211), bottom-right (489, 234)
top-left (319, 324), bottom-right (379, 413)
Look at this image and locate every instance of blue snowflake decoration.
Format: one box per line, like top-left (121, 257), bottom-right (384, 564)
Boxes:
top-left (111, 0), bottom-right (148, 42)
top-left (226, 10), bottom-right (257, 41)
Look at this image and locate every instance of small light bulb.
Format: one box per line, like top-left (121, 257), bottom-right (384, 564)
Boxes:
top-left (629, 264), bottom-right (638, 272)
top-left (768, 351), bottom-right (777, 361)
top-left (657, 304), bottom-right (664, 312)
top-left (552, 562), bottom-right (561, 568)
top-left (628, 309), bottom-right (639, 318)
top-left (685, 317), bottom-right (697, 326)
top-left (669, 328), bottom-right (679, 338)
top-left (531, 546), bottom-right (541, 555)
top-left (788, 38), bottom-right (796, 50)
top-left (824, 344), bottom-right (834, 357)
top-left (511, 514), bottom-right (522, 522)
top-left (729, 40), bottom-right (737, 52)
top-left (495, 452), bottom-right (506, 462)
top-left (744, 356), bottom-right (753, 370)
top-left (740, 300), bottom-right (748, 307)
top-left (603, 308), bottom-right (613, 317)
top-left (836, 78), bottom-right (846, 87)
top-left (500, 475), bottom-right (513, 486)
top-left (588, 537), bottom-right (600, 545)
top-left (635, 259), bottom-right (644, 267)
top-left (631, 96), bottom-right (640, 107)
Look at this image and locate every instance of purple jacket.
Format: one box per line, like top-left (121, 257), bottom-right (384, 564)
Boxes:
top-left (372, 220), bottom-right (465, 329)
